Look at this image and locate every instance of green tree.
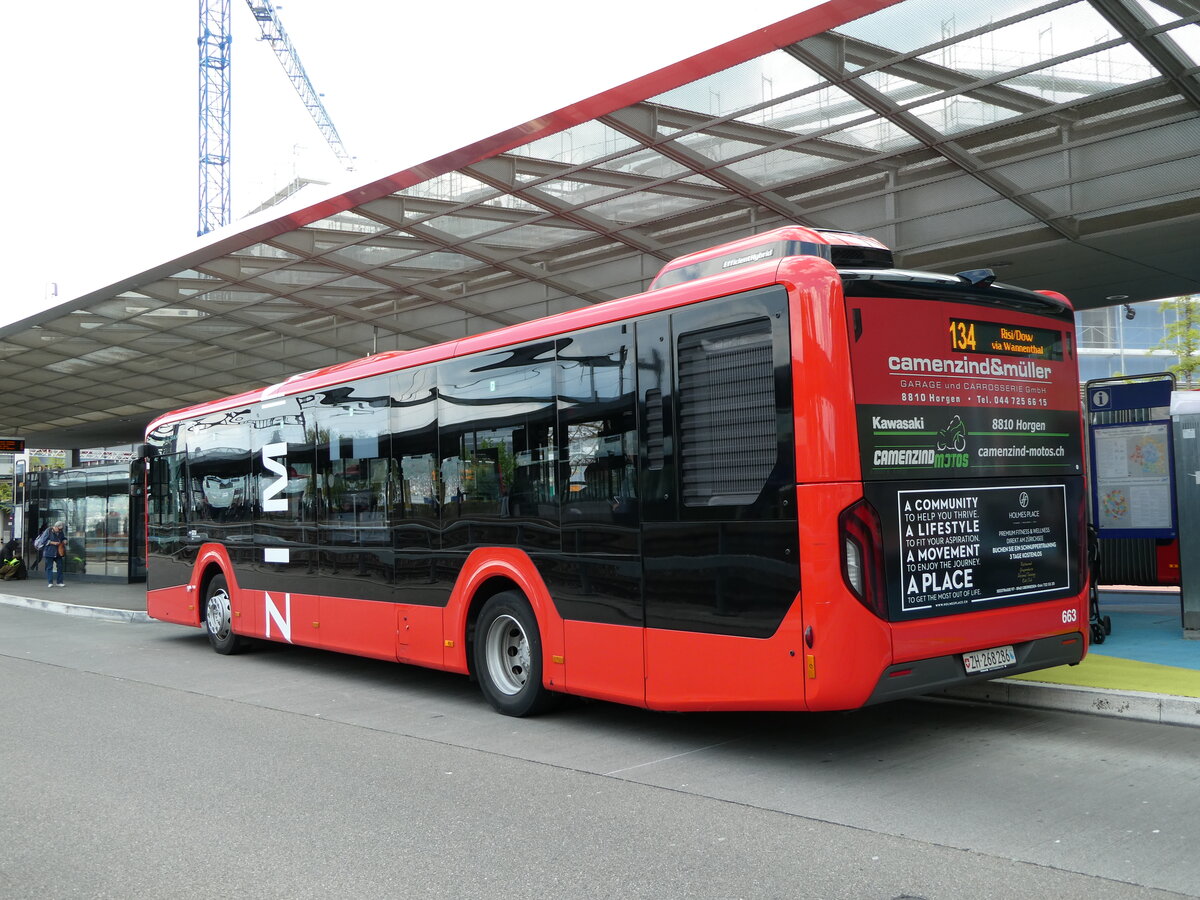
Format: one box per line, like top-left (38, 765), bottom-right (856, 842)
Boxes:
top-left (1148, 295), bottom-right (1200, 387)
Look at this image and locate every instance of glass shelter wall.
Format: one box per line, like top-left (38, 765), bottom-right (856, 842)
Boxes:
top-left (28, 463), bottom-right (146, 582)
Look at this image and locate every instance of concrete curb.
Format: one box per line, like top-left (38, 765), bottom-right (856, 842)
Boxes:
top-left (0, 593), bottom-right (152, 624)
top-left (940, 678), bottom-right (1200, 729)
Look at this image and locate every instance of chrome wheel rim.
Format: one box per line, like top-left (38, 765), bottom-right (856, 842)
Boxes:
top-left (206, 588), bottom-right (232, 641)
top-left (483, 613), bottom-right (530, 696)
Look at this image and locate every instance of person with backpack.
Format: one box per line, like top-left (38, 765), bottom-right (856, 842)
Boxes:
top-left (42, 521), bottom-right (67, 587)
top-left (30, 524), bottom-right (47, 572)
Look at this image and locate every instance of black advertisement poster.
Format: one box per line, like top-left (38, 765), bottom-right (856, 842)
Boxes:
top-left (871, 481), bottom-right (1075, 620)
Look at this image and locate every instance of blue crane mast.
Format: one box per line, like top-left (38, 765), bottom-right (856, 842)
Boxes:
top-left (197, 0), bottom-right (353, 236)
top-left (197, 0), bottom-right (232, 236)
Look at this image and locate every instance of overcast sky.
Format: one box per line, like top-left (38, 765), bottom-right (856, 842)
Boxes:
top-left (0, 0), bottom-right (810, 327)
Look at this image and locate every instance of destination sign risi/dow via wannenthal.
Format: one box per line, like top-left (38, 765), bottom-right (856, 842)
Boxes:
top-left (948, 318), bottom-right (1063, 360)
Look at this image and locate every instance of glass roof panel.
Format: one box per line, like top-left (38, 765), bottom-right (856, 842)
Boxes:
top-left (1164, 23), bottom-right (1200, 67)
top-left (594, 149), bottom-right (692, 181)
top-left (732, 85), bottom-right (874, 135)
top-left (232, 299), bottom-right (308, 325)
top-left (124, 334), bottom-right (194, 352)
top-left (995, 46), bottom-right (1159, 104)
top-left (324, 243), bottom-right (420, 268)
top-left (80, 347), bottom-right (144, 365)
top-left (250, 266), bottom-right (341, 288)
top-left (823, 117), bottom-right (922, 153)
top-left (400, 172), bottom-right (498, 205)
top-left (508, 121), bottom-right (639, 165)
top-left (722, 148), bottom-right (845, 186)
top-left (651, 50), bottom-right (825, 118)
top-left (46, 358), bottom-right (101, 374)
top-left (584, 189), bottom-right (711, 226)
top-left (417, 214), bottom-right (509, 241)
top-left (916, 4), bottom-right (1124, 77)
top-left (91, 297), bottom-right (167, 319)
top-left (312, 210), bottom-right (393, 234)
top-left (676, 172), bottom-right (729, 189)
top-left (837, 0), bottom-right (1069, 56)
top-left (171, 269), bottom-right (223, 281)
top-left (139, 307), bottom-right (207, 321)
top-left (964, 123), bottom-right (1060, 156)
top-left (474, 183), bottom-right (542, 212)
top-left (188, 289), bottom-right (273, 310)
top-left (391, 251), bottom-right (473, 273)
top-left (534, 177), bottom-right (627, 207)
top-left (1131, 0), bottom-right (1187, 26)
top-left (476, 223), bottom-right (589, 251)
top-left (232, 243), bottom-right (301, 261)
top-left (854, 70), bottom-right (945, 106)
top-left (320, 274), bottom-right (392, 291)
top-left (671, 132), bottom-right (771, 164)
top-left (906, 94), bottom-right (1024, 135)
top-left (170, 322), bottom-right (250, 339)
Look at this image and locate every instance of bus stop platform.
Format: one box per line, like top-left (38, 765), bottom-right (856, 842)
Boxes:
top-left (1, 580), bottom-right (1196, 728)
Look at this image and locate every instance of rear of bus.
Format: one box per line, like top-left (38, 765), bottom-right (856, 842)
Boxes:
top-left (837, 261), bottom-right (1088, 706)
top-left (649, 227), bottom-right (1088, 711)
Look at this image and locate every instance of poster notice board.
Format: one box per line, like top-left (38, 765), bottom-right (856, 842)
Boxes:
top-left (1090, 421), bottom-right (1175, 537)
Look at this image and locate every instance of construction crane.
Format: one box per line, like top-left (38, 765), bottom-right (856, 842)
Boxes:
top-left (197, 0), bottom-right (353, 236)
top-left (198, 0), bottom-right (232, 236)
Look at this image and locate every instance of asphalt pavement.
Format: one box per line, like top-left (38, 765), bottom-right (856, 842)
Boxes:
top-left (1, 577), bottom-right (1197, 728)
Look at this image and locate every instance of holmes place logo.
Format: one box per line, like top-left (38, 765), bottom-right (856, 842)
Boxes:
top-left (1020, 491), bottom-right (1030, 508)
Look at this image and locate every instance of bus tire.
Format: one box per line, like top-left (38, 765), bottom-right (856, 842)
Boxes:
top-left (474, 591), bottom-right (557, 717)
top-left (204, 574), bottom-right (244, 655)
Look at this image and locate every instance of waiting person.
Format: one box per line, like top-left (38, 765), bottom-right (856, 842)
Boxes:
top-left (28, 523), bottom-right (48, 572)
top-left (43, 521), bottom-right (67, 587)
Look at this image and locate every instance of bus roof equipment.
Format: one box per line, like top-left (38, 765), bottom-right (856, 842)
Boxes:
top-left (650, 225), bottom-right (894, 291)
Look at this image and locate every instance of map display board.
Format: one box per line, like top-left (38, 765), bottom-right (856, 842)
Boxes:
top-left (1090, 421), bottom-right (1175, 537)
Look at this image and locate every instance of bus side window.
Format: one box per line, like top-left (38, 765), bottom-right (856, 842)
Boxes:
top-left (558, 326), bottom-right (637, 525)
top-left (438, 341), bottom-right (557, 548)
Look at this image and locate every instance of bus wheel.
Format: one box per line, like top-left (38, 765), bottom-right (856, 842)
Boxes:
top-left (204, 575), bottom-right (243, 655)
top-left (474, 591), bottom-right (557, 717)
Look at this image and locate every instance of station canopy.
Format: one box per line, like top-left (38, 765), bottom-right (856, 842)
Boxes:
top-left (5, 0), bottom-right (1200, 449)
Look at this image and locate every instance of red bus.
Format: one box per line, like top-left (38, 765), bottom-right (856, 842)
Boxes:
top-left (145, 226), bottom-right (1089, 716)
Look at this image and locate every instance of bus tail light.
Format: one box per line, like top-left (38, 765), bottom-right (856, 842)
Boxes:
top-left (839, 499), bottom-right (888, 620)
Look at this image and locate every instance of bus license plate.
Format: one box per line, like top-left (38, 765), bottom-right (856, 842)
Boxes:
top-left (962, 645), bottom-right (1017, 674)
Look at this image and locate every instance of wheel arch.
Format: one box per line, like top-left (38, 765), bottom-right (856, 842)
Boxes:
top-left (445, 548), bottom-right (564, 682)
top-left (196, 561), bottom-right (227, 604)
top-left (191, 544), bottom-right (240, 623)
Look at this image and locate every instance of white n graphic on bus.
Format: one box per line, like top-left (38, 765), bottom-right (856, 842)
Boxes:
top-left (264, 591), bottom-right (292, 642)
top-left (261, 442), bottom-right (288, 511)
